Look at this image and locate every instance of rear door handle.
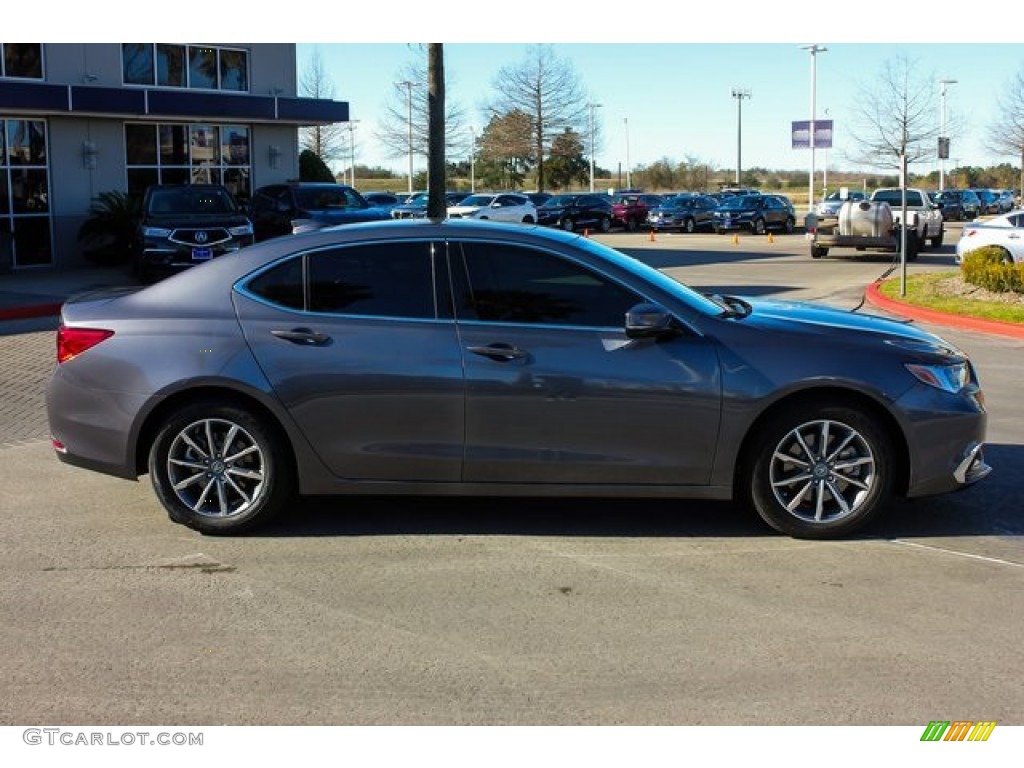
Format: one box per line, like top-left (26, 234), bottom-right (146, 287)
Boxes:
top-left (271, 328), bottom-right (331, 345)
top-left (467, 343), bottom-right (528, 362)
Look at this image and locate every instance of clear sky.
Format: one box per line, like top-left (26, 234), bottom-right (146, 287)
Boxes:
top-left (27, 1), bottom-right (1024, 182)
top-left (304, 41), bottom-right (1024, 180)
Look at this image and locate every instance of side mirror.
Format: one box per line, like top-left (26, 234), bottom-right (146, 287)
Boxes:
top-left (625, 303), bottom-right (677, 339)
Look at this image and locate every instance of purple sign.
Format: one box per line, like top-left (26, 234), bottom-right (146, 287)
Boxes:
top-left (792, 119), bottom-right (834, 149)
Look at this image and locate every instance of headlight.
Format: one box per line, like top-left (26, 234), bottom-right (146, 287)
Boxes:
top-left (143, 227), bottom-right (172, 238)
top-left (291, 218), bottom-right (323, 235)
top-left (228, 223), bottom-right (253, 236)
top-left (905, 362), bottom-right (969, 393)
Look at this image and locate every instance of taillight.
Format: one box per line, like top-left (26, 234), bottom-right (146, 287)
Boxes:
top-left (57, 326), bottom-right (114, 364)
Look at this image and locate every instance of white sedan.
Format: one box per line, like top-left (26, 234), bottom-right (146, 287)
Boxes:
top-left (447, 193), bottom-right (537, 224)
top-left (955, 210), bottom-right (1024, 264)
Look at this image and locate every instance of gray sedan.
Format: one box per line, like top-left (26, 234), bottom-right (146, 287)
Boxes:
top-left (46, 220), bottom-right (989, 538)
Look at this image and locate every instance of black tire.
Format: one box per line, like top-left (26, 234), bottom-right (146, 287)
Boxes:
top-left (906, 231), bottom-right (920, 261)
top-left (560, 217), bottom-right (574, 232)
top-left (522, 215), bottom-right (534, 224)
top-left (930, 229), bottom-right (944, 249)
top-left (747, 403), bottom-right (893, 539)
top-left (784, 217), bottom-right (795, 234)
top-left (995, 247), bottom-right (1014, 265)
top-left (753, 218), bottom-right (766, 235)
top-left (148, 400), bottom-right (294, 535)
top-left (625, 217), bottom-right (638, 232)
top-left (810, 246), bottom-right (828, 258)
top-left (599, 215), bottom-right (611, 233)
top-left (684, 218), bottom-right (696, 234)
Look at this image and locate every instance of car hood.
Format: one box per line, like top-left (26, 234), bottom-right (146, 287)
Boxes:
top-left (448, 205), bottom-right (485, 216)
top-left (738, 296), bottom-right (958, 352)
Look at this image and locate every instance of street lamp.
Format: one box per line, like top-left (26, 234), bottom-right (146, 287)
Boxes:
top-left (730, 88), bottom-right (751, 186)
top-left (395, 80), bottom-right (420, 194)
top-left (939, 79), bottom-right (957, 191)
top-left (624, 117), bottom-right (632, 189)
top-left (469, 125), bottom-right (476, 193)
top-left (347, 120), bottom-right (360, 188)
top-left (801, 44), bottom-right (827, 212)
top-left (588, 102), bottom-right (602, 193)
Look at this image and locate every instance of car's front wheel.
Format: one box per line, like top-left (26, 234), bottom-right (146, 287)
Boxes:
top-left (560, 217), bottom-right (575, 232)
top-left (753, 218), bottom-right (766, 235)
top-left (684, 218), bottom-right (696, 234)
top-left (747, 403), bottom-right (892, 539)
top-left (598, 215), bottom-right (611, 233)
top-left (149, 400), bottom-right (294, 534)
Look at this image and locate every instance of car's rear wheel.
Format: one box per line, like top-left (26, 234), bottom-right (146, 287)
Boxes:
top-left (625, 217), bottom-right (638, 232)
top-left (810, 246), bottom-right (828, 258)
top-left (684, 218), bottom-right (696, 234)
top-left (748, 404), bottom-right (892, 539)
top-left (599, 215), bottom-right (611, 233)
top-left (522, 215), bottom-right (534, 224)
top-left (784, 217), bottom-right (795, 234)
top-left (753, 218), bottom-right (766, 235)
top-left (560, 217), bottom-right (574, 232)
top-left (149, 400), bottom-right (294, 535)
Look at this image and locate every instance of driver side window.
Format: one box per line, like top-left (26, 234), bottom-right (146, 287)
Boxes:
top-left (451, 241), bottom-right (643, 328)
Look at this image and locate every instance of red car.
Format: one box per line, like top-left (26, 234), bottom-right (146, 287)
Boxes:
top-left (608, 193), bottom-right (664, 231)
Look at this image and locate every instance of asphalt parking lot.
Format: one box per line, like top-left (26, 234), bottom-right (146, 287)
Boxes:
top-left (1, 227), bottom-right (1022, 725)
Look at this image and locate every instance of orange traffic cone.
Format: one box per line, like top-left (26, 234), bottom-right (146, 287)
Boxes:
top-left (732, 233), bottom-right (739, 245)
top-left (649, 230), bottom-right (656, 242)
top-left (583, 228), bottom-right (590, 238)
top-left (767, 232), bottom-right (775, 243)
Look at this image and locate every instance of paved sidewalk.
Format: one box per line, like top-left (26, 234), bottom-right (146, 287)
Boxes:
top-left (0, 265), bottom-right (135, 320)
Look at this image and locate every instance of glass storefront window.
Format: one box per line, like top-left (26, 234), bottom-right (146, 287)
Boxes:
top-left (2, 44), bottom-right (43, 79)
top-left (220, 126), bottom-right (249, 165)
top-left (126, 123), bottom-right (251, 203)
top-left (159, 125), bottom-right (188, 166)
top-left (10, 169), bottom-right (49, 214)
top-left (125, 124), bottom-right (158, 165)
top-left (156, 44), bottom-right (184, 87)
top-left (12, 217), bottom-right (52, 267)
top-left (6, 121), bottom-right (46, 165)
top-left (219, 50), bottom-right (248, 92)
top-left (122, 43), bottom-right (153, 85)
top-left (188, 46), bottom-right (217, 89)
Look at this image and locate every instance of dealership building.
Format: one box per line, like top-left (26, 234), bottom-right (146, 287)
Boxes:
top-left (0, 43), bottom-right (349, 271)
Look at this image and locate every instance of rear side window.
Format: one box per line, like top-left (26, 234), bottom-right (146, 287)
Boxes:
top-left (452, 241), bottom-right (641, 328)
top-left (308, 243), bottom-right (435, 318)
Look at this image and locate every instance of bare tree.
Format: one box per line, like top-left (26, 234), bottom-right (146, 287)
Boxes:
top-left (298, 48), bottom-right (345, 165)
top-left (489, 45), bottom-right (590, 191)
top-left (986, 68), bottom-right (1024, 198)
top-left (376, 49), bottom-right (468, 162)
top-left (847, 55), bottom-right (939, 171)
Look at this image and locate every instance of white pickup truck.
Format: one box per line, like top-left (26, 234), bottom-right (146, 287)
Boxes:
top-left (870, 187), bottom-right (945, 249)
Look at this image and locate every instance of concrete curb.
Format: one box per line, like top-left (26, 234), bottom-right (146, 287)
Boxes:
top-left (865, 279), bottom-right (1024, 340)
top-left (0, 303), bottom-right (63, 321)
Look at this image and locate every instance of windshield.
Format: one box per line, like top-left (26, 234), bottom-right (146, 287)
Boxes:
top-left (294, 187), bottom-right (366, 210)
top-left (147, 188), bottom-right (236, 214)
top-left (719, 196), bottom-right (760, 209)
top-left (543, 195), bottom-right (577, 207)
top-left (873, 190), bottom-right (925, 207)
top-left (458, 194), bottom-right (495, 207)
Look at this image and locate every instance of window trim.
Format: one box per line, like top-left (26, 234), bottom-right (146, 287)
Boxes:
top-left (120, 44), bottom-right (249, 93)
top-left (0, 43), bottom-right (44, 81)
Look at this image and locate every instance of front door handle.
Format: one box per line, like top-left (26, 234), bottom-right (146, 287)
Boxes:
top-left (271, 328), bottom-right (331, 345)
top-left (467, 343), bottom-right (528, 362)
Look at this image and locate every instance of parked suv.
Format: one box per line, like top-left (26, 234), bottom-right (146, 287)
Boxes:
top-left (250, 183), bottom-right (389, 240)
top-left (536, 194), bottom-right (614, 232)
top-left (713, 195), bottom-right (795, 234)
top-left (133, 184), bottom-right (253, 283)
top-left (647, 194), bottom-right (719, 233)
top-left (608, 193), bottom-right (664, 231)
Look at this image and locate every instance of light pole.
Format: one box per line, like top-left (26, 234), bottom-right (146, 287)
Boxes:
top-left (395, 80), bottom-right (419, 194)
top-left (469, 125), bottom-right (476, 193)
top-left (588, 102), bottom-right (602, 193)
top-left (347, 120), bottom-right (360, 188)
top-left (801, 44), bottom-right (827, 212)
top-left (731, 88), bottom-right (751, 186)
top-left (939, 78), bottom-right (957, 191)
top-left (624, 117), bottom-right (632, 189)
top-left (822, 108), bottom-right (829, 198)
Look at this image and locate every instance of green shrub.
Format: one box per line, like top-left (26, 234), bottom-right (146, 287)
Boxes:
top-left (961, 246), bottom-right (1024, 293)
top-left (299, 150), bottom-right (335, 182)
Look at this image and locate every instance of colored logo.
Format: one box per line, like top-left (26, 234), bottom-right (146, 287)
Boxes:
top-left (920, 721), bottom-right (996, 742)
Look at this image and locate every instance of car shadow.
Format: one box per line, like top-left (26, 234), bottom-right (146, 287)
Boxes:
top-left (249, 443), bottom-right (1023, 542)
